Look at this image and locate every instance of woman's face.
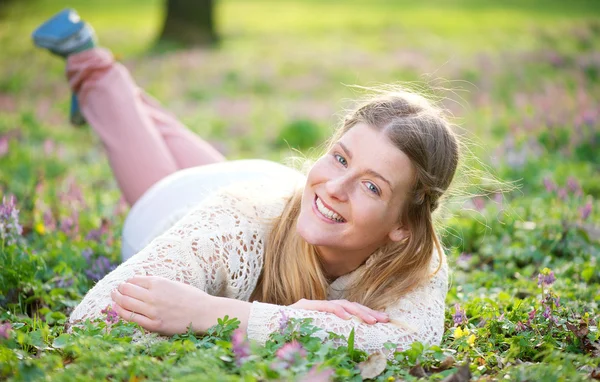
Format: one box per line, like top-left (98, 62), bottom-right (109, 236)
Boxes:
top-left (297, 123), bottom-right (416, 270)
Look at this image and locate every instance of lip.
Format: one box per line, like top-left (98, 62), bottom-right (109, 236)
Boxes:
top-left (312, 194), bottom-right (346, 224)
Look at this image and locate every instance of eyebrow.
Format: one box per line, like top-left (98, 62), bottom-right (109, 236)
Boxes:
top-left (337, 141), bottom-right (393, 190)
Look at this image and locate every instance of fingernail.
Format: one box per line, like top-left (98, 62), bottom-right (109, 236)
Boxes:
top-left (344, 312), bottom-right (352, 319)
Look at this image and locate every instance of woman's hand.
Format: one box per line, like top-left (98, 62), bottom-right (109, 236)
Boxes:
top-left (110, 276), bottom-right (214, 335)
top-left (289, 299), bottom-right (389, 325)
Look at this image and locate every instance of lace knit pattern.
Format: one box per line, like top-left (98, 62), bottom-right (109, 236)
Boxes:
top-left (69, 178), bottom-right (448, 354)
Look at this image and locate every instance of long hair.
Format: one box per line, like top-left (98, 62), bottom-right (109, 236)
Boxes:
top-left (250, 88), bottom-right (460, 310)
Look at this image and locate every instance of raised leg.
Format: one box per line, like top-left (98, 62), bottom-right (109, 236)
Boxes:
top-left (67, 48), bottom-right (225, 205)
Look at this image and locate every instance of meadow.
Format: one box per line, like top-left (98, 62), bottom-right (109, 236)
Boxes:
top-left (0, 0), bottom-right (599, 380)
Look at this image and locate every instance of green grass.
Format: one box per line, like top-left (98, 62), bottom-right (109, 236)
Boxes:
top-left (0, 0), bottom-right (599, 380)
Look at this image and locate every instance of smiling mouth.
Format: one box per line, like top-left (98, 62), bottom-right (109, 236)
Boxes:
top-left (314, 195), bottom-right (346, 223)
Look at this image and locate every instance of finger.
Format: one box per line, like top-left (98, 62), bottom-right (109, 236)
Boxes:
top-left (112, 302), bottom-right (158, 332)
top-left (111, 289), bottom-right (155, 319)
top-left (340, 300), bottom-right (388, 323)
top-left (333, 300), bottom-right (378, 324)
top-left (118, 282), bottom-right (151, 302)
top-left (126, 275), bottom-right (154, 289)
top-left (307, 301), bottom-right (353, 320)
top-left (356, 304), bottom-right (389, 323)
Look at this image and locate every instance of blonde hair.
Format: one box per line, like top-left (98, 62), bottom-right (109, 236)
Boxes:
top-left (250, 88), bottom-right (459, 310)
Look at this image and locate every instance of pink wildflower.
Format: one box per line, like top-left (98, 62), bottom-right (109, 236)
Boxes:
top-left (567, 176), bottom-right (581, 196)
top-left (43, 139), bottom-right (55, 156)
top-left (275, 340), bottom-right (306, 367)
top-left (515, 321), bottom-right (527, 332)
top-left (543, 177), bottom-right (556, 193)
top-left (231, 328), bottom-right (251, 366)
top-left (580, 201), bottom-right (592, 221)
top-left (299, 366), bottom-right (335, 382)
top-left (0, 322), bottom-right (12, 339)
top-left (0, 195), bottom-right (22, 245)
top-left (557, 188), bottom-right (568, 200)
top-left (472, 197), bottom-right (486, 211)
top-left (0, 136), bottom-right (8, 157)
top-left (100, 305), bottom-right (119, 324)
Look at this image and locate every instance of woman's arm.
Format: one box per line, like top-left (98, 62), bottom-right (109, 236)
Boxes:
top-left (247, 261), bottom-right (448, 354)
top-left (113, 259), bottom-right (447, 355)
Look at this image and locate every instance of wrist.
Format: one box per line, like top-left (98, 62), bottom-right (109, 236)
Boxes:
top-left (211, 296), bottom-right (251, 333)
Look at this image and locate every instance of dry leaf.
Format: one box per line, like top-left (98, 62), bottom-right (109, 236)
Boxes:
top-left (430, 356), bottom-right (456, 372)
top-left (441, 363), bottom-right (471, 382)
top-left (409, 364), bottom-right (427, 378)
top-left (358, 352), bottom-right (388, 379)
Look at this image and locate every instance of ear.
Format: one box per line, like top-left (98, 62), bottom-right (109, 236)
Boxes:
top-left (388, 225), bottom-right (409, 243)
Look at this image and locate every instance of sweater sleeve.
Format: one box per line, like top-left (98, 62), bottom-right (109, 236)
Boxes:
top-left (246, 258), bottom-right (448, 354)
top-left (69, 185), bottom-right (286, 323)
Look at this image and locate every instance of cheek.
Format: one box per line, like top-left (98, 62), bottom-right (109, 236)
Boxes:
top-left (307, 158), bottom-right (331, 184)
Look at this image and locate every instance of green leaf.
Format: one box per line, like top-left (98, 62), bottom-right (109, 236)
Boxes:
top-left (52, 333), bottom-right (71, 349)
top-left (347, 328), bottom-right (355, 359)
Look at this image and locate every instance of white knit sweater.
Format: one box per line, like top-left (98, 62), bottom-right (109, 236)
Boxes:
top-left (69, 178), bottom-right (448, 354)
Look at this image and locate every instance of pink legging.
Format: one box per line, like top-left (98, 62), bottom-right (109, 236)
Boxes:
top-left (67, 47), bottom-right (225, 206)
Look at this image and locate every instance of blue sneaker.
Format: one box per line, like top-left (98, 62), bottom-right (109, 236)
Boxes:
top-left (32, 9), bottom-right (96, 57)
top-left (33, 9), bottom-right (95, 126)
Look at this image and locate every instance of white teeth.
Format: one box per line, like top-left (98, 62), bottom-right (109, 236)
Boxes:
top-left (316, 197), bottom-right (344, 222)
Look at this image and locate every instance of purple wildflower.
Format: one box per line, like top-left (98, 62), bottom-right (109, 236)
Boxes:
top-left (81, 248), bottom-right (93, 262)
top-left (537, 270), bottom-right (556, 287)
top-left (542, 306), bottom-right (552, 320)
top-left (453, 303), bottom-right (467, 326)
top-left (528, 309), bottom-right (536, 323)
top-left (543, 177), bottom-right (556, 193)
top-left (580, 201), bottom-right (592, 221)
top-left (278, 309), bottom-right (290, 332)
top-left (231, 328), bottom-right (251, 366)
top-left (0, 195), bottom-right (23, 245)
top-left (0, 322), bottom-right (12, 339)
top-left (85, 219), bottom-right (110, 242)
top-left (0, 136), bottom-right (8, 157)
top-left (457, 252), bottom-right (472, 266)
top-left (59, 211), bottom-right (79, 237)
top-left (85, 256), bottom-right (116, 282)
top-left (56, 276), bottom-right (74, 289)
top-left (101, 305), bottom-right (119, 324)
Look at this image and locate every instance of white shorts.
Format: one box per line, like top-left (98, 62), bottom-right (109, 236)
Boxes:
top-left (121, 159), bottom-right (303, 261)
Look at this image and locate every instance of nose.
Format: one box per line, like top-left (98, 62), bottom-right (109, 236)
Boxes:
top-left (325, 174), bottom-right (349, 202)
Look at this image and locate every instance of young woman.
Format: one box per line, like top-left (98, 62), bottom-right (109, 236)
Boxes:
top-left (33, 9), bottom-right (459, 355)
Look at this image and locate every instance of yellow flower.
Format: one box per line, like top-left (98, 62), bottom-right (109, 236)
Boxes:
top-left (453, 326), bottom-right (470, 339)
top-left (35, 223), bottom-right (45, 235)
top-left (467, 334), bottom-right (476, 347)
top-left (387, 377), bottom-right (395, 382)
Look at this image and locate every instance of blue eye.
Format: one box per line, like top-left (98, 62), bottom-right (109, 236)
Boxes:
top-left (334, 154), bottom-right (348, 167)
top-left (366, 182), bottom-right (380, 195)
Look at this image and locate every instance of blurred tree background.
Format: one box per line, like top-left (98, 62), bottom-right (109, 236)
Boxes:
top-left (158, 0), bottom-right (217, 47)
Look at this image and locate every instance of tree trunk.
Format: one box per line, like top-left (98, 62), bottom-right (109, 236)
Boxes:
top-left (158, 0), bottom-right (217, 47)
